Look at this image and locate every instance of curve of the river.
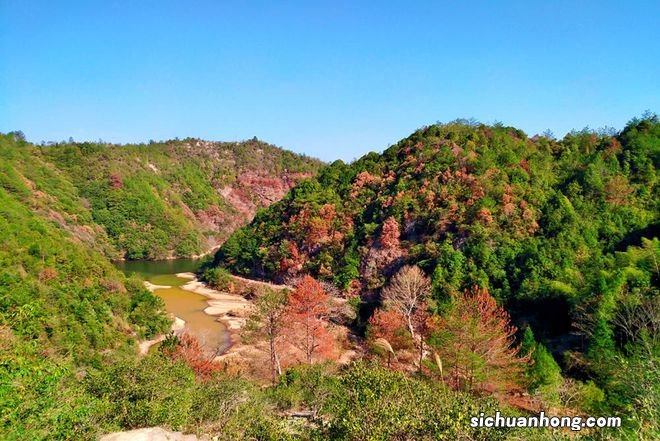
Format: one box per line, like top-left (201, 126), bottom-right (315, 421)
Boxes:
top-left (115, 259), bottom-right (229, 353)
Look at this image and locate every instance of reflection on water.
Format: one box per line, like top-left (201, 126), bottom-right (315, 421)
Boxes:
top-left (115, 258), bottom-right (202, 279)
top-left (115, 258), bottom-right (229, 354)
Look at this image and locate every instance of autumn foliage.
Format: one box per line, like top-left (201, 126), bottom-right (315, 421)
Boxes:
top-left (163, 333), bottom-right (222, 379)
top-left (38, 268), bottom-right (58, 283)
top-left (380, 216), bottom-right (400, 249)
top-left (368, 308), bottom-right (411, 351)
top-left (430, 286), bottom-right (529, 393)
top-left (109, 172), bottom-right (123, 189)
top-left (284, 275), bottom-right (335, 364)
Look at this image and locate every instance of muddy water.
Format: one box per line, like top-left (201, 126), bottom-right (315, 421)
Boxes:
top-left (115, 259), bottom-right (229, 353)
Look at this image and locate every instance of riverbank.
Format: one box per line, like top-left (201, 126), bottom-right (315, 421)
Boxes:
top-left (176, 272), bottom-right (252, 354)
top-left (142, 270), bottom-right (359, 377)
top-left (140, 273), bottom-right (235, 356)
top-left (140, 270), bottom-right (292, 366)
top-left (139, 279), bottom-right (187, 354)
top-left (138, 317), bottom-right (186, 355)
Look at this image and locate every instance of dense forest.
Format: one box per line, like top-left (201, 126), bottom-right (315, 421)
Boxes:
top-left (211, 114), bottom-right (659, 438)
top-left (1, 114), bottom-right (658, 440)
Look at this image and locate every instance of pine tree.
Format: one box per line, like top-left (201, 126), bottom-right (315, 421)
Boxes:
top-left (430, 286), bottom-right (529, 393)
top-left (284, 275), bottom-right (335, 364)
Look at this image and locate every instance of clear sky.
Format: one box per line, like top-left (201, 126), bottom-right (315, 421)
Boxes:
top-left (1, 1), bottom-right (658, 161)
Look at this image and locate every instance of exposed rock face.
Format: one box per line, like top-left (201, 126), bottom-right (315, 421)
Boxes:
top-left (28, 136), bottom-right (323, 260)
top-left (100, 427), bottom-right (203, 441)
top-left (217, 170), bottom-right (310, 221)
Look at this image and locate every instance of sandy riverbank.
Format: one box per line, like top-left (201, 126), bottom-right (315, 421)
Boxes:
top-left (141, 272), bottom-right (249, 355)
top-left (176, 272), bottom-right (253, 354)
top-left (141, 272), bottom-right (287, 364)
top-left (138, 317), bottom-right (186, 355)
top-left (144, 281), bottom-right (172, 291)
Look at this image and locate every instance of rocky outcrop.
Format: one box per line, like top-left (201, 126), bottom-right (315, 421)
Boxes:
top-left (99, 427), bottom-right (203, 441)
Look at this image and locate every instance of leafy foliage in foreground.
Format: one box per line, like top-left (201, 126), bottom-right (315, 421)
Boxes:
top-left (3, 340), bottom-right (548, 441)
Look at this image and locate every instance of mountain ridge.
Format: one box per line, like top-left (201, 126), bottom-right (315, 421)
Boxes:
top-left (4, 134), bottom-right (324, 260)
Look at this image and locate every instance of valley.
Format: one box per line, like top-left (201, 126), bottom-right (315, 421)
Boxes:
top-left (1, 115), bottom-right (658, 440)
top-left (116, 259), bottom-right (230, 354)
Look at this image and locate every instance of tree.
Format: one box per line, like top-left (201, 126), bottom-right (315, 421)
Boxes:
top-left (380, 216), bottom-right (400, 249)
top-left (109, 172), bottom-right (123, 189)
top-left (368, 308), bottom-right (411, 351)
top-left (161, 333), bottom-right (221, 379)
top-left (429, 286), bottom-right (529, 393)
top-left (368, 308), bottom-right (412, 368)
top-left (284, 276), bottom-right (334, 364)
top-left (244, 287), bottom-right (288, 384)
top-left (381, 265), bottom-right (431, 341)
top-left (412, 305), bottom-right (434, 374)
top-left (519, 327), bottom-right (562, 402)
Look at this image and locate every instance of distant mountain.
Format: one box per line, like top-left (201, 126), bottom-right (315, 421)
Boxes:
top-left (0, 132), bottom-right (322, 363)
top-left (25, 137), bottom-right (323, 259)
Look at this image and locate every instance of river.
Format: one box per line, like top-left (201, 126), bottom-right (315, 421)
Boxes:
top-left (115, 258), bottom-right (229, 354)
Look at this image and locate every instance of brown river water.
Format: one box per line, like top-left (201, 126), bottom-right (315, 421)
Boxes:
top-left (115, 259), bottom-right (229, 353)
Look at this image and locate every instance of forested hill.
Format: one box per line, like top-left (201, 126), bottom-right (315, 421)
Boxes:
top-left (216, 115), bottom-right (658, 295)
top-left (0, 133), bottom-right (320, 437)
top-left (0, 132), bottom-right (175, 436)
top-left (213, 114), bottom-right (658, 361)
top-left (2, 135), bottom-right (323, 260)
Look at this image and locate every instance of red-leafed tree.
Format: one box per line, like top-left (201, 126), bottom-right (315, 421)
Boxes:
top-left (162, 333), bottom-right (222, 380)
top-left (380, 216), bottom-right (401, 249)
top-left (38, 267), bottom-right (58, 283)
top-left (280, 241), bottom-right (305, 273)
top-left (429, 286), bottom-right (529, 393)
top-left (109, 172), bottom-right (123, 189)
top-left (368, 308), bottom-right (412, 352)
top-left (284, 275), bottom-right (335, 364)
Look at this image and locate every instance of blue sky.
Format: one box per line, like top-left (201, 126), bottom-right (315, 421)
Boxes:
top-left (1, 1), bottom-right (658, 161)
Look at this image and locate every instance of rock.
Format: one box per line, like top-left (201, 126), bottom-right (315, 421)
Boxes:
top-left (99, 427), bottom-right (203, 441)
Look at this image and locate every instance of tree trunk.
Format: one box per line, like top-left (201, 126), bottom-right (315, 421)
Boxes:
top-left (406, 315), bottom-right (416, 341)
top-left (270, 336), bottom-right (278, 385)
top-left (418, 339), bottom-right (424, 374)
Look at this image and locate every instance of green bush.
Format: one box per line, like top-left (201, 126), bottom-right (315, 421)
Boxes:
top-left (86, 354), bottom-right (196, 430)
top-left (203, 267), bottom-right (233, 291)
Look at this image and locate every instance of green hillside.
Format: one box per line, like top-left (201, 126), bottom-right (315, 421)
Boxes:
top-left (40, 137), bottom-right (323, 259)
top-left (0, 133), bottom-right (320, 439)
top-left (0, 133), bottom-right (171, 437)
